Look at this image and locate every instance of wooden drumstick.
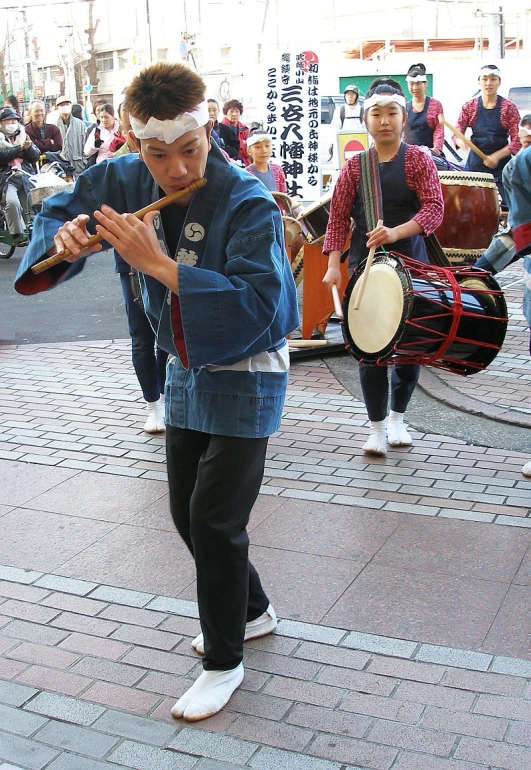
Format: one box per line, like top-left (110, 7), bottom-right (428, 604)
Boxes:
top-left (31, 178), bottom-right (207, 275)
top-left (331, 284), bottom-right (344, 319)
top-left (353, 218), bottom-right (383, 311)
top-left (288, 339), bottom-right (328, 348)
top-left (438, 115), bottom-right (489, 163)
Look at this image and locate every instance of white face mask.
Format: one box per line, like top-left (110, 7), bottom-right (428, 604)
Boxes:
top-left (3, 122), bottom-right (19, 135)
top-left (59, 104), bottom-right (72, 116)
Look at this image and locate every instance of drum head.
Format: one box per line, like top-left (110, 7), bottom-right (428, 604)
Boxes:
top-left (347, 262), bottom-right (405, 356)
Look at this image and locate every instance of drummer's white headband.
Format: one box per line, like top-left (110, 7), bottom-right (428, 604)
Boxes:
top-left (364, 94), bottom-right (407, 112)
top-left (247, 133), bottom-right (271, 148)
top-left (406, 73), bottom-right (427, 83)
top-left (479, 66), bottom-right (501, 79)
top-left (130, 100), bottom-right (210, 144)
top-left (519, 126), bottom-right (531, 138)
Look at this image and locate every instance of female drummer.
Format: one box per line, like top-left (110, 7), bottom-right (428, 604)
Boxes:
top-left (403, 63), bottom-right (444, 155)
top-left (455, 64), bottom-right (521, 206)
top-left (322, 79), bottom-right (444, 456)
top-left (245, 131), bottom-right (287, 193)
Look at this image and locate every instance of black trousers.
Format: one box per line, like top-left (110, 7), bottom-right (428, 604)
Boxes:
top-left (166, 426), bottom-right (270, 671)
top-left (359, 363), bottom-right (420, 422)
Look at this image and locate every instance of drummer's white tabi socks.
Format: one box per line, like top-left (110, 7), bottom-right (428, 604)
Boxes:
top-left (191, 604), bottom-right (277, 656)
top-left (387, 410), bottom-right (413, 447)
top-left (143, 397), bottom-right (165, 434)
top-left (521, 460), bottom-right (531, 477)
top-left (171, 663), bottom-right (244, 721)
top-left (363, 420), bottom-right (387, 456)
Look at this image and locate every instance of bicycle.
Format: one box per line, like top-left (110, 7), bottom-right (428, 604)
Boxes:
top-left (0, 160), bottom-right (73, 260)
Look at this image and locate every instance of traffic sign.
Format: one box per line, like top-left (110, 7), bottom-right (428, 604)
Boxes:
top-left (180, 40), bottom-right (188, 59)
top-left (84, 83), bottom-right (93, 93)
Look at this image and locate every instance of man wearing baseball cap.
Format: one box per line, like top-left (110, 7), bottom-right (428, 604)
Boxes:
top-left (54, 95), bottom-right (86, 176)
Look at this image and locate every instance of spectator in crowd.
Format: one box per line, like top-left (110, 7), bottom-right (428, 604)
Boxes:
top-left (54, 95), bottom-right (86, 176)
top-left (0, 106), bottom-right (39, 246)
top-left (245, 130), bottom-right (286, 192)
top-left (24, 100), bottom-right (63, 153)
top-left (208, 98), bottom-right (239, 158)
top-left (84, 103), bottom-right (125, 165)
top-left (222, 99), bottom-right (250, 165)
top-left (3, 95), bottom-right (21, 117)
top-left (71, 103), bottom-right (91, 127)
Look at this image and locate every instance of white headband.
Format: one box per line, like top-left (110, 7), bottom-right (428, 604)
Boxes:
top-left (406, 73), bottom-right (427, 83)
top-left (364, 93), bottom-right (407, 112)
top-left (247, 134), bottom-right (270, 148)
top-left (519, 126), bottom-right (531, 138)
top-left (479, 66), bottom-right (501, 79)
top-left (130, 100), bottom-right (209, 144)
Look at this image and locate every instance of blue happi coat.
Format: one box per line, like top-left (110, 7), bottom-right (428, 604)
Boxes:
top-left (15, 143), bottom-right (299, 437)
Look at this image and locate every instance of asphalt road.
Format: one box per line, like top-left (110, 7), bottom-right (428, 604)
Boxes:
top-left (0, 247), bottom-right (129, 345)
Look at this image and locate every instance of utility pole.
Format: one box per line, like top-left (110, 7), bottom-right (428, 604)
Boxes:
top-left (21, 8), bottom-right (33, 96)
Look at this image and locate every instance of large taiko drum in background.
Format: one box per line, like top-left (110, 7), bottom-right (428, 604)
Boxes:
top-left (435, 171), bottom-right (500, 265)
top-left (341, 253), bottom-right (507, 376)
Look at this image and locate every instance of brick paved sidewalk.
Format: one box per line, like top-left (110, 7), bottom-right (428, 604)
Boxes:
top-left (1, 564), bottom-right (531, 770)
top-left (1, 337), bottom-right (530, 769)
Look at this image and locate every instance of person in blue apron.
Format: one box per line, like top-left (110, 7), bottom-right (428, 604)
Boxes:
top-left (455, 64), bottom-right (521, 207)
top-left (322, 80), bottom-right (444, 456)
top-left (404, 64), bottom-right (444, 154)
top-left (15, 62), bottom-right (299, 723)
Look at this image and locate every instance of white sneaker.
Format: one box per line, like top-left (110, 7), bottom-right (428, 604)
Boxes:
top-left (362, 420), bottom-right (387, 456)
top-left (143, 399), bottom-right (165, 434)
top-left (522, 460), bottom-right (531, 477)
top-left (387, 411), bottom-right (412, 447)
top-left (191, 604), bottom-right (277, 656)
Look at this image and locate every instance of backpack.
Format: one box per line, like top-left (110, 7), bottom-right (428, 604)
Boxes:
top-left (340, 104), bottom-right (364, 127)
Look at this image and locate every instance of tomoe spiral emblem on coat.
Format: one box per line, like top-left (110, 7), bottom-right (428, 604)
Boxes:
top-left (184, 222), bottom-right (205, 242)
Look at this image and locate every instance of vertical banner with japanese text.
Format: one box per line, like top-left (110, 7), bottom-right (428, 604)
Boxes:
top-left (265, 50), bottom-right (320, 201)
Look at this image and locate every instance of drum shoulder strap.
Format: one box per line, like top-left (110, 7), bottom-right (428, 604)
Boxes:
top-left (359, 146), bottom-right (383, 232)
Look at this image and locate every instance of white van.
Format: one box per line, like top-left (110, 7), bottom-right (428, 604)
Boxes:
top-left (507, 85), bottom-right (531, 118)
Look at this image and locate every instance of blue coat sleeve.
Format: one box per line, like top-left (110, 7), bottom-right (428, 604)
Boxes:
top-left (513, 147), bottom-right (531, 258)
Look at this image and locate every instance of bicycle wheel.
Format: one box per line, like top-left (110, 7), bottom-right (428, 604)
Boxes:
top-left (0, 210), bottom-right (16, 259)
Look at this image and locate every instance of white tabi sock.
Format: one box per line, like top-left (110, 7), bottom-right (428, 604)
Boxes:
top-left (143, 398), bottom-right (165, 434)
top-left (387, 410), bottom-right (412, 446)
top-left (191, 604), bottom-right (277, 656)
top-left (363, 420), bottom-right (387, 456)
top-left (171, 663), bottom-right (244, 722)
top-left (522, 460), bottom-right (531, 477)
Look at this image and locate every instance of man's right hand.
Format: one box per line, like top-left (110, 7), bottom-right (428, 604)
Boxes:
top-left (50, 214), bottom-right (102, 261)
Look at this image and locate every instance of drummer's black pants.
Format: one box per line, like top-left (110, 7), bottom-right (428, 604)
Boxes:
top-left (359, 363), bottom-right (420, 422)
top-left (166, 426), bottom-right (270, 672)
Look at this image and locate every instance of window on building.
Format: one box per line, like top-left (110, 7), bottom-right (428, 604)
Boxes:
top-left (157, 48), bottom-right (168, 61)
top-left (118, 50), bottom-right (129, 70)
top-left (220, 46), bottom-right (231, 65)
top-left (96, 52), bottom-right (114, 73)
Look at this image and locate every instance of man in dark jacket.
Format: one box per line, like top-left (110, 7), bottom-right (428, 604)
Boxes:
top-left (0, 107), bottom-right (40, 244)
top-left (24, 100), bottom-right (63, 153)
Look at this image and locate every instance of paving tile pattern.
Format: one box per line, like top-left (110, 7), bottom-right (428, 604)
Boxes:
top-left (1, 571), bottom-right (530, 770)
top-left (426, 265), bottom-right (531, 424)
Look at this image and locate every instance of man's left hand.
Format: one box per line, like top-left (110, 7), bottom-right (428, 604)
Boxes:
top-left (93, 205), bottom-right (166, 276)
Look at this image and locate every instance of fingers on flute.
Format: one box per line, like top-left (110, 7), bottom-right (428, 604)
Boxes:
top-left (54, 219), bottom-right (90, 255)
